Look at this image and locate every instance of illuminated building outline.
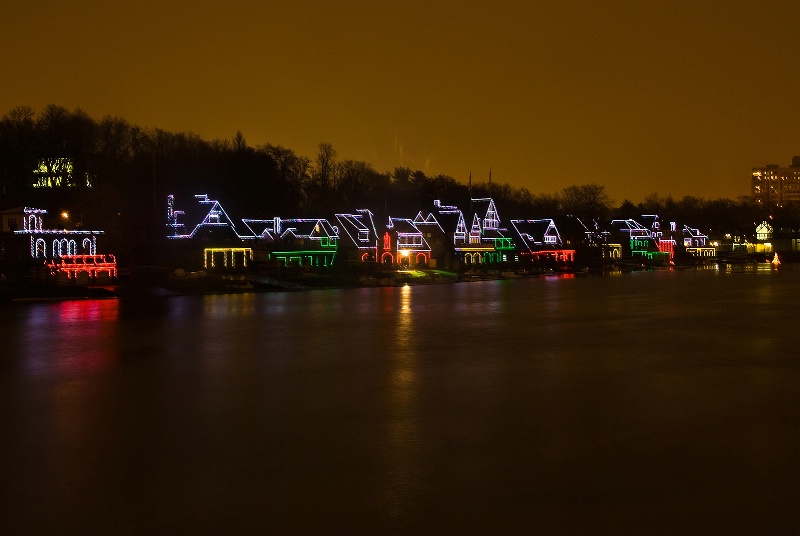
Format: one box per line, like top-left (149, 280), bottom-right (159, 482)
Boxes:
top-left (609, 218), bottom-right (671, 261)
top-left (641, 214), bottom-right (716, 258)
top-left (167, 194), bottom-right (243, 239)
top-left (32, 158), bottom-right (93, 188)
top-left (335, 209), bottom-right (379, 262)
top-left (756, 221), bottom-right (772, 241)
top-left (642, 214), bottom-right (675, 258)
top-left (168, 195), bottom-right (340, 268)
top-left (204, 248), bottom-right (253, 269)
top-left (240, 218), bottom-right (279, 241)
top-left (159, 193), bottom-right (724, 270)
top-left (12, 207), bottom-right (115, 279)
top-left (469, 198), bottom-right (514, 263)
top-left (474, 197), bottom-right (500, 230)
top-left (430, 198), bottom-right (514, 264)
top-left (683, 224), bottom-right (715, 257)
top-left (510, 219), bottom-right (575, 264)
top-left (384, 217), bottom-right (431, 265)
top-left (268, 218), bottom-right (339, 267)
top-left (46, 254), bottom-right (117, 279)
top-left (15, 207), bottom-right (102, 258)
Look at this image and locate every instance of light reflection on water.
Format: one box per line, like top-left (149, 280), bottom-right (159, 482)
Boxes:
top-left (380, 284), bottom-right (422, 524)
top-left (1, 268), bottom-right (799, 534)
top-left (20, 299), bottom-right (120, 376)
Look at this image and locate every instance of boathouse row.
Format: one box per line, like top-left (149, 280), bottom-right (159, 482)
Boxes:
top-left (0, 206), bottom-right (117, 281)
top-left (165, 194), bottom-right (579, 271)
top-left (163, 194), bottom-right (729, 272)
top-left (0, 199), bottom-right (783, 281)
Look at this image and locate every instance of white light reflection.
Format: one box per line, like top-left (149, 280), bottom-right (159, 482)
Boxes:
top-left (381, 283), bottom-right (422, 521)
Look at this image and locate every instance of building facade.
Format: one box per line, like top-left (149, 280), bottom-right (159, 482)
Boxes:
top-left (752, 157), bottom-right (800, 208)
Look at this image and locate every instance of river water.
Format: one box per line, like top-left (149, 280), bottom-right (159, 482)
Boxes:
top-left (1, 266), bottom-right (798, 534)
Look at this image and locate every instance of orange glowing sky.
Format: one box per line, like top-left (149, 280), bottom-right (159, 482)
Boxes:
top-left (4, 0), bottom-right (799, 202)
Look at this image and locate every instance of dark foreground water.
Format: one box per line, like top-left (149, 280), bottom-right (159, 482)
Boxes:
top-left (1, 266), bottom-right (799, 534)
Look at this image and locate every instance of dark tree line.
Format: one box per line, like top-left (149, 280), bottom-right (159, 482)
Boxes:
top-left (0, 104), bottom-right (774, 263)
top-left (613, 193), bottom-right (768, 237)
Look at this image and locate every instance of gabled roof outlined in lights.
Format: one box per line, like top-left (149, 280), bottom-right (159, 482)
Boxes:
top-left (336, 209), bottom-right (380, 256)
top-left (167, 194), bottom-right (242, 239)
top-left (510, 219), bottom-right (563, 251)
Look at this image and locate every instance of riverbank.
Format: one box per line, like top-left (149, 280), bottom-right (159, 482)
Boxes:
top-left (2, 258), bottom-right (783, 303)
top-left (0, 266), bottom-right (565, 302)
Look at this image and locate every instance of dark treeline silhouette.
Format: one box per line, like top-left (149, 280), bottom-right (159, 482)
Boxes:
top-left (0, 104), bottom-right (777, 264)
top-left (613, 193), bottom-right (769, 238)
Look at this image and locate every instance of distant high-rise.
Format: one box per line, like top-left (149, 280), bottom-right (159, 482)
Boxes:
top-left (752, 156), bottom-right (800, 208)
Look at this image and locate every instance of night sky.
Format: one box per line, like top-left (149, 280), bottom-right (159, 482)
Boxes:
top-left (4, 0), bottom-right (799, 203)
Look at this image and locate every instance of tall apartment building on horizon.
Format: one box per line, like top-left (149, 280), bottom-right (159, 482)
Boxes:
top-left (752, 156), bottom-right (800, 208)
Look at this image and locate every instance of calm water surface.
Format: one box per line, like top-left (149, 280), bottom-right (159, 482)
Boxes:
top-left (1, 267), bottom-right (799, 534)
